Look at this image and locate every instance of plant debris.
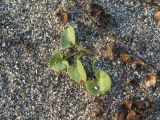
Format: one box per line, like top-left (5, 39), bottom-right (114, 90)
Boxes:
top-left (126, 110), bottom-right (137, 120)
top-left (123, 100), bottom-right (132, 110)
top-left (117, 98), bottom-right (153, 120)
top-left (90, 3), bottom-right (105, 18)
top-left (137, 100), bottom-right (152, 110)
top-left (91, 107), bottom-right (105, 117)
top-left (94, 95), bottom-right (105, 104)
top-left (117, 105), bottom-right (128, 120)
top-left (126, 77), bottom-right (139, 86)
top-left (90, 3), bottom-right (116, 27)
top-left (145, 73), bottom-right (157, 87)
top-left (119, 52), bottom-right (131, 64)
top-left (135, 58), bottom-right (147, 71)
top-left (154, 11), bottom-right (160, 22)
top-left (56, 6), bottom-right (70, 24)
top-left (97, 13), bottom-right (115, 27)
top-left (101, 42), bottom-right (113, 60)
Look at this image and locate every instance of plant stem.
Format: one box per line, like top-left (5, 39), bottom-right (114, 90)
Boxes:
top-left (74, 43), bottom-right (96, 56)
top-left (65, 51), bottom-right (96, 61)
top-left (92, 59), bottom-right (98, 74)
top-left (64, 52), bottom-right (79, 60)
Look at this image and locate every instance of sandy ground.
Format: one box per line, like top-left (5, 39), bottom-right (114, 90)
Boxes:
top-left (1, 0), bottom-right (160, 120)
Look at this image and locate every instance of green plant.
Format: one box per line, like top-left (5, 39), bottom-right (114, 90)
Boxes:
top-left (49, 26), bottom-right (112, 96)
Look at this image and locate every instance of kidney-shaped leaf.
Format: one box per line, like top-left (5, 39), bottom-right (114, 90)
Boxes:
top-left (50, 51), bottom-right (63, 64)
top-left (85, 80), bottom-right (99, 96)
top-left (96, 70), bottom-right (112, 95)
top-left (67, 66), bottom-right (81, 83)
top-left (52, 60), bottom-right (69, 72)
top-left (50, 52), bottom-right (69, 72)
top-left (76, 59), bottom-right (87, 82)
top-left (60, 26), bottom-right (76, 49)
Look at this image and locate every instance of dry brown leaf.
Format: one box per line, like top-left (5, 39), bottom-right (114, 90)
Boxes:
top-left (97, 13), bottom-right (115, 27)
top-left (119, 98), bottom-right (153, 120)
top-left (126, 78), bottom-right (132, 85)
top-left (91, 107), bottom-right (104, 117)
top-left (154, 11), bottom-right (160, 21)
top-left (144, 101), bottom-right (151, 108)
top-left (117, 105), bottom-right (128, 120)
top-left (94, 95), bottom-right (104, 104)
top-left (126, 78), bottom-right (139, 86)
top-left (90, 3), bottom-right (105, 17)
top-left (137, 101), bottom-right (147, 110)
top-left (117, 111), bottom-right (125, 120)
top-left (145, 98), bottom-right (153, 108)
top-left (135, 58), bottom-right (147, 71)
top-left (101, 42), bottom-right (113, 60)
top-left (119, 52), bottom-right (131, 64)
top-left (126, 110), bottom-right (136, 120)
top-left (145, 73), bottom-right (156, 86)
top-left (56, 6), bottom-right (70, 24)
top-left (141, 98), bottom-right (153, 109)
top-left (137, 99), bottom-right (152, 110)
top-left (123, 100), bottom-right (132, 110)
top-left (90, 3), bottom-right (116, 27)
top-left (61, 12), bottom-right (69, 24)
top-left (91, 111), bottom-right (97, 117)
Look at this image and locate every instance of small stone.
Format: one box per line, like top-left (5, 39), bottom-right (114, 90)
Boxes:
top-left (2, 42), bottom-right (6, 47)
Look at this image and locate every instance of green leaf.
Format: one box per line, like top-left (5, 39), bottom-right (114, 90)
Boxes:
top-left (51, 60), bottom-right (69, 72)
top-left (67, 66), bottom-right (81, 83)
top-left (85, 80), bottom-right (99, 96)
top-left (96, 70), bottom-right (112, 95)
top-left (76, 59), bottom-right (87, 82)
top-left (50, 52), bottom-right (69, 72)
top-left (60, 26), bottom-right (76, 49)
top-left (95, 70), bottom-right (101, 80)
top-left (50, 51), bottom-right (63, 65)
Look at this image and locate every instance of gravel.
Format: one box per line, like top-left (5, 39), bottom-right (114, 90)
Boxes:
top-left (1, 0), bottom-right (160, 119)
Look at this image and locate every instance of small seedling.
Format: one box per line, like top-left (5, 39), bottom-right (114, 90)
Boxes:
top-left (49, 26), bottom-right (112, 96)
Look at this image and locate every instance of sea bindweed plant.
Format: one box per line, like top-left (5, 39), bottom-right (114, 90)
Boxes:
top-left (49, 26), bottom-right (112, 96)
